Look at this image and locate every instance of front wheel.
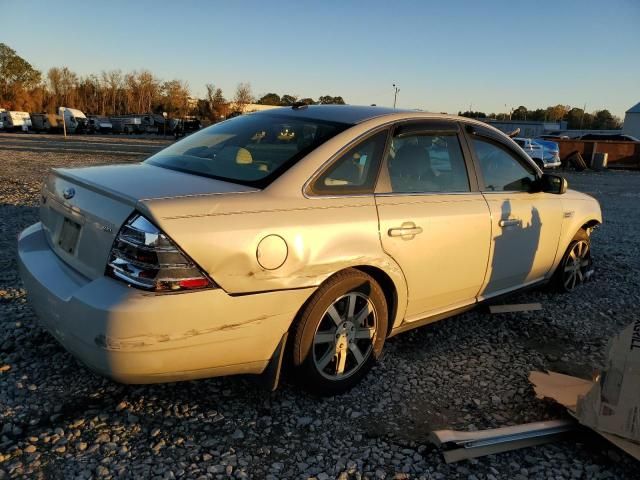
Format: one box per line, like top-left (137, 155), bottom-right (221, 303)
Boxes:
top-left (291, 269), bottom-right (388, 395)
top-left (552, 229), bottom-right (592, 292)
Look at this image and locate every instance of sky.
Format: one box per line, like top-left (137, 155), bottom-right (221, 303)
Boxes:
top-left (2, 0), bottom-right (639, 118)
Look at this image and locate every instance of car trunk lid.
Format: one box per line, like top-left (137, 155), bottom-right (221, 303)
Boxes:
top-left (40, 163), bottom-right (257, 280)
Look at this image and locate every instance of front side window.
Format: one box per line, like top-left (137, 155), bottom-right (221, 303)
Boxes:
top-left (472, 138), bottom-right (536, 192)
top-left (311, 130), bottom-right (387, 195)
top-left (385, 133), bottom-right (470, 193)
top-left (146, 113), bottom-right (349, 188)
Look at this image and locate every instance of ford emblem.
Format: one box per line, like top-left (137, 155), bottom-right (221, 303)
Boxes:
top-left (62, 187), bottom-right (76, 200)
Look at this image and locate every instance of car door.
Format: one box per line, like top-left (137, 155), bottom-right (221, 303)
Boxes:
top-left (374, 121), bottom-right (491, 321)
top-left (464, 126), bottom-right (564, 299)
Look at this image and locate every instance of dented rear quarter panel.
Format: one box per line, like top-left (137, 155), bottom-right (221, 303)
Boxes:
top-left (138, 117), bottom-right (413, 328)
top-left (140, 192), bottom-right (408, 329)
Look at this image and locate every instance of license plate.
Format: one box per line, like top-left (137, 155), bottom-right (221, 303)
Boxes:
top-left (58, 217), bottom-right (81, 254)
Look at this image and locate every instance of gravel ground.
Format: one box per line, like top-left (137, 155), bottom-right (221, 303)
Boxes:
top-left (1, 133), bottom-right (639, 479)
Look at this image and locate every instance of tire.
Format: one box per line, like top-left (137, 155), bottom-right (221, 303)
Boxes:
top-left (551, 229), bottom-right (592, 292)
top-left (568, 151), bottom-right (587, 171)
top-left (291, 269), bottom-right (388, 395)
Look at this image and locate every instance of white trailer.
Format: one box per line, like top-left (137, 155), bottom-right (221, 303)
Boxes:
top-left (0, 110), bottom-right (32, 131)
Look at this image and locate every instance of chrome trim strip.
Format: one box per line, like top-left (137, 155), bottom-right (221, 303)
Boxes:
top-left (375, 191), bottom-right (479, 198)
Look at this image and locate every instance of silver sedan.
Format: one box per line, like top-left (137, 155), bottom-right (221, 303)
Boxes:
top-left (18, 105), bottom-right (601, 395)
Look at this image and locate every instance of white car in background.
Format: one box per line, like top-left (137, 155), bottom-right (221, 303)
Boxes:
top-left (514, 137), bottom-right (561, 169)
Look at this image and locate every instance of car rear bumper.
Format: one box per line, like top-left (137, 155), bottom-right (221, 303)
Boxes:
top-left (18, 222), bottom-right (313, 383)
top-left (543, 159), bottom-right (562, 168)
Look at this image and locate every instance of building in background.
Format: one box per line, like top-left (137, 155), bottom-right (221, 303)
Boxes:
top-left (483, 120), bottom-right (567, 138)
top-left (622, 102), bottom-right (640, 139)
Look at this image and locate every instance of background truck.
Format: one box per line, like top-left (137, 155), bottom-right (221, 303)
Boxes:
top-left (87, 116), bottom-right (113, 134)
top-left (58, 107), bottom-right (88, 133)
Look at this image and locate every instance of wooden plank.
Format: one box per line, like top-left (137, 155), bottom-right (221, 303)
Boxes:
top-left (489, 303), bottom-right (542, 314)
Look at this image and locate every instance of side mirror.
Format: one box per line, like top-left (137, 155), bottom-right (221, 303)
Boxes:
top-left (540, 173), bottom-right (567, 194)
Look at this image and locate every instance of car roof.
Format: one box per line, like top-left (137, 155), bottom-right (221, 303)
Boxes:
top-left (250, 105), bottom-right (515, 142)
top-left (252, 104), bottom-right (417, 124)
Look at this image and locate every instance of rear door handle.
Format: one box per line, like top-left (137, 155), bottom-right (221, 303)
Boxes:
top-left (388, 222), bottom-right (423, 238)
top-left (498, 219), bottom-right (521, 228)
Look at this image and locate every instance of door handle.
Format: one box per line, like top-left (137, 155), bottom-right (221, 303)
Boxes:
top-left (498, 219), bottom-right (522, 228)
top-left (388, 223), bottom-right (423, 238)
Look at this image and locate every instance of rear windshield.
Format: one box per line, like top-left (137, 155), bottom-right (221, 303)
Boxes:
top-left (145, 113), bottom-right (350, 188)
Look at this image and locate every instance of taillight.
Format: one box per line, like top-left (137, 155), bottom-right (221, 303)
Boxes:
top-left (106, 213), bottom-right (215, 292)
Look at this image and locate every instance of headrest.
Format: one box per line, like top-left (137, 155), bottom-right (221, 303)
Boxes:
top-left (217, 146), bottom-right (253, 165)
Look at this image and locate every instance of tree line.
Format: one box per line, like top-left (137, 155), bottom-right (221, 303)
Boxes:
top-left (458, 104), bottom-right (622, 130)
top-left (1, 43), bottom-right (622, 128)
top-left (0, 43), bottom-right (346, 121)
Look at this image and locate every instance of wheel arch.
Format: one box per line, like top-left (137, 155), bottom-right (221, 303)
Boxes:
top-left (352, 265), bottom-right (399, 337)
top-left (286, 263), bottom-right (406, 339)
top-left (549, 215), bottom-right (601, 279)
top-left (581, 218), bottom-right (601, 230)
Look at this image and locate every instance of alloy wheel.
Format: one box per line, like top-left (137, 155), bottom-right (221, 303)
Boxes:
top-left (312, 292), bottom-right (377, 380)
top-left (563, 240), bottom-right (591, 291)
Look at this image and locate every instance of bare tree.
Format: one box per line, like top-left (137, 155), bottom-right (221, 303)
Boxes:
top-left (205, 83), bottom-right (226, 120)
top-left (232, 82), bottom-right (253, 113)
top-left (101, 70), bottom-right (123, 115)
top-left (137, 70), bottom-right (160, 113)
top-left (162, 80), bottom-right (190, 117)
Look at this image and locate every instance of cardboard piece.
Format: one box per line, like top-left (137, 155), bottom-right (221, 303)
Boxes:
top-left (529, 371), bottom-right (592, 410)
top-left (530, 371), bottom-right (640, 461)
top-left (529, 319), bottom-right (640, 461)
top-left (576, 320), bottom-right (640, 443)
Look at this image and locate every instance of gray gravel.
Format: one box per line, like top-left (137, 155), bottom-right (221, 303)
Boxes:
top-left (1, 133), bottom-right (639, 479)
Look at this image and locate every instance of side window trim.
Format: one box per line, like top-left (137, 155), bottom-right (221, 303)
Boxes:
top-left (461, 123), bottom-right (538, 193)
top-left (375, 120), bottom-right (478, 195)
top-left (304, 126), bottom-right (392, 197)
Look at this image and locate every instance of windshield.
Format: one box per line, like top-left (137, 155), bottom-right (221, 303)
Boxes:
top-left (146, 113), bottom-right (350, 187)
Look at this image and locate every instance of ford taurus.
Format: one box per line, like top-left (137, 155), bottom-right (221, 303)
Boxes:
top-left (18, 105), bottom-right (602, 395)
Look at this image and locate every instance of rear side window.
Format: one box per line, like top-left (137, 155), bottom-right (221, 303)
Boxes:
top-left (311, 130), bottom-right (388, 195)
top-left (146, 113), bottom-right (349, 188)
top-left (384, 133), bottom-right (470, 193)
top-left (471, 138), bottom-right (536, 192)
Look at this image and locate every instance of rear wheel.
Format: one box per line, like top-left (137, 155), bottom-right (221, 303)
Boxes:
top-left (552, 229), bottom-right (592, 292)
top-left (291, 269), bottom-right (388, 395)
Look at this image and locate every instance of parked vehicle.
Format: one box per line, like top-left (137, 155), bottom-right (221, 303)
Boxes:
top-left (87, 116), bottom-right (113, 134)
top-left (173, 117), bottom-right (202, 137)
top-left (59, 107), bottom-right (88, 134)
top-left (538, 134), bottom-right (569, 140)
top-left (110, 114), bottom-right (163, 134)
top-left (110, 115), bottom-right (143, 134)
top-left (0, 110), bottom-right (32, 131)
top-left (533, 138), bottom-right (561, 166)
top-left (31, 113), bottom-right (65, 133)
top-left (18, 106), bottom-right (602, 394)
top-left (514, 137), bottom-right (561, 169)
top-left (579, 133), bottom-right (640, 142)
